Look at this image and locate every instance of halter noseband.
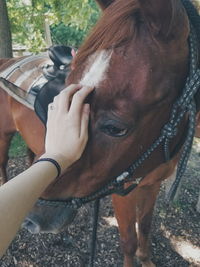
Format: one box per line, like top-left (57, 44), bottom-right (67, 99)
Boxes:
top-left (37, 0), bottom-right (200, 209)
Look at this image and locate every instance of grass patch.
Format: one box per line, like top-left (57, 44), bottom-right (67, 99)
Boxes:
top-left (8, 133), bottom-right (27, 158)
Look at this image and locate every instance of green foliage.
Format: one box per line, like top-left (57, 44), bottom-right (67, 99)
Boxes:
top-left (7, 0), bottom-right (100, 52)
top-left (51, 23), bottom-right (86, 47)
top-left (9, 133), bottom-right (27, 158)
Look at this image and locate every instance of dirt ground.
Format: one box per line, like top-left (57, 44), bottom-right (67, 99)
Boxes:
top-left (0, 139), bottom-right (200, 267)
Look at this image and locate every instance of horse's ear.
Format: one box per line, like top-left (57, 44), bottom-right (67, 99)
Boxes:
top-left (96, 0), bottom-right (115, 10)
top-left (139, 0), bottom-right (187, 39)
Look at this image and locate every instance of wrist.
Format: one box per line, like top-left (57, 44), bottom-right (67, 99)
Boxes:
top-left (35, 158), bottom-right (61, 178)
top-left (39, 153), bottom-right (71, 174)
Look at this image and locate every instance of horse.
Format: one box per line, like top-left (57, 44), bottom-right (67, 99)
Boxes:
top-left (0, 0), bottom-right (200, 266)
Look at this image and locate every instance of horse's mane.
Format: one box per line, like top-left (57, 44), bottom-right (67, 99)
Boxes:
top-left (73, 0), bottom-right (140, 68)
top-left (73, 0), bottom-right (182, 69)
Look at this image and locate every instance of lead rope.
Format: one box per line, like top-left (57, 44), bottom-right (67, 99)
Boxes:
top-left (166, 0), bottom-right (200, 201)
top-left (89, 199), bottom-right (100, 267)
top-left (165, 25), bottom-right (198, 201)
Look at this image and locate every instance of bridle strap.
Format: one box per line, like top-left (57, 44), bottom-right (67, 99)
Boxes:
top-left (36, 177), bottom-right (141, 209)
top-left (89, 199), bottom-right (100, 267)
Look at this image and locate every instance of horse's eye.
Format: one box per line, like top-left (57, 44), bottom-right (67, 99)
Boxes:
top-left (100, 124), bottom-right (128, 137)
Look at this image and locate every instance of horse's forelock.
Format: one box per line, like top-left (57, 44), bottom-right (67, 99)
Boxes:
top-left (73, 0), bottom-right (186, 71)
top-left (73, 0), bottom-right (140, 69)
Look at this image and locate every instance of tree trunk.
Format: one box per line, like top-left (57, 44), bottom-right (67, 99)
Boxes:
top-left (0, 0), bottom-right (13, 58)
top-left (44, 19), bottom-right (52, 47)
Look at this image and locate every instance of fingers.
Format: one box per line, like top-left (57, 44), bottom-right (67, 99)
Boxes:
top-left (69, 86), bottom-right (94, 115)
top-left (61, 84), bottom-right (83, 111)
top-left (48, 84), bottom-right (93, 138)
top-left (45, 85), bottom-right (92, 168)
top-left (47, 103), bottom-right (55, 123)
top-left (67, 86), bottom-right (93, 133)
top-left (53, 84), bottom-right (82, 113)
top-left (52, 84), bottom-right (94, 115)
top-left (80, 104), bottom-right (90, 139)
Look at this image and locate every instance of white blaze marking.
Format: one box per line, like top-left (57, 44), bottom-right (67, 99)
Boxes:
top-left (80, 50), bottom-right (112, 87)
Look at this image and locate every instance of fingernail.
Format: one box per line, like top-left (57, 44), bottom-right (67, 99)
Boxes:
top-left (62, 84), bottom-right (82, 92)
top-left (81, 85), bottom-right (94, 90)
top-left (83, 104), bottom-right (90, 114)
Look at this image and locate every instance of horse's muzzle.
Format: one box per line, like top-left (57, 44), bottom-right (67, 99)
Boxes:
top-left (22, 202), bottom-right (78, 234)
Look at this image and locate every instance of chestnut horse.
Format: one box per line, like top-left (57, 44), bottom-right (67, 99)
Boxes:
top-left (1, 0), bottom-right (200, 266)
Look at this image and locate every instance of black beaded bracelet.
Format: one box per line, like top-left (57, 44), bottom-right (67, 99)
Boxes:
top-left (35, 158), bottom-right (61, 178)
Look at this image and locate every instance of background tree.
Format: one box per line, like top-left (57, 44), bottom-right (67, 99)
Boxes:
top-left (7, 0), bottom-right (100, 52)
top-left (2, 0), bottom-right (200, 55)
top-left (0, 0), bottom-right (13, 57)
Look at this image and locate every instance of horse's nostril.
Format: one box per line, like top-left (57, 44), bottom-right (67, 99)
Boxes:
top-left (22, 219), bottom-right (41, 234)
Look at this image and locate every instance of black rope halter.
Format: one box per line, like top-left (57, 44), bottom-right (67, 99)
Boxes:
top-left (37, 0), bottom-right (200, 210)
top-left (37, 28), bottom-right (200, 210)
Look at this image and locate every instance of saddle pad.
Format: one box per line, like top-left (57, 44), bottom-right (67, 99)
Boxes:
top-left (0, 54), bottom-right (51, 93)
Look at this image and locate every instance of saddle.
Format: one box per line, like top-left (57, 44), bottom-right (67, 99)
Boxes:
top-left (42, 45), bottom-right (73, 81)
top-left (48, 45), bottom-right (73, 67)
top-left (34, 45), bottom-right (74, 124)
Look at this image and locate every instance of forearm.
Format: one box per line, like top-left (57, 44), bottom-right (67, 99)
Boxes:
top-left (0, 161), bottom-right (58, 258)
top-left (0, 84), bottom-right (92, 258)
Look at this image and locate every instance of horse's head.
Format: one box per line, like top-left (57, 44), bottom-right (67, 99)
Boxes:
top-left (24, 0), bottom-right (191, 233)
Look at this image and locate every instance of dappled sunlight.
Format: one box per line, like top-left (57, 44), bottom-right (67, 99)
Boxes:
top-left (102, 216), bottom-right (118, 227)
top-left (161, 225), bottom-right (200, 265)
top-left (12, 258), bottom-right (38, 267)
top-left (170, 239), bottom-right (200, 264)
top-left (193, 138), bottom-right (200, 153)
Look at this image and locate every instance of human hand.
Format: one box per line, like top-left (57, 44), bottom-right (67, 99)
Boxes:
top-left (43, 84), bottom-right (94, 172)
